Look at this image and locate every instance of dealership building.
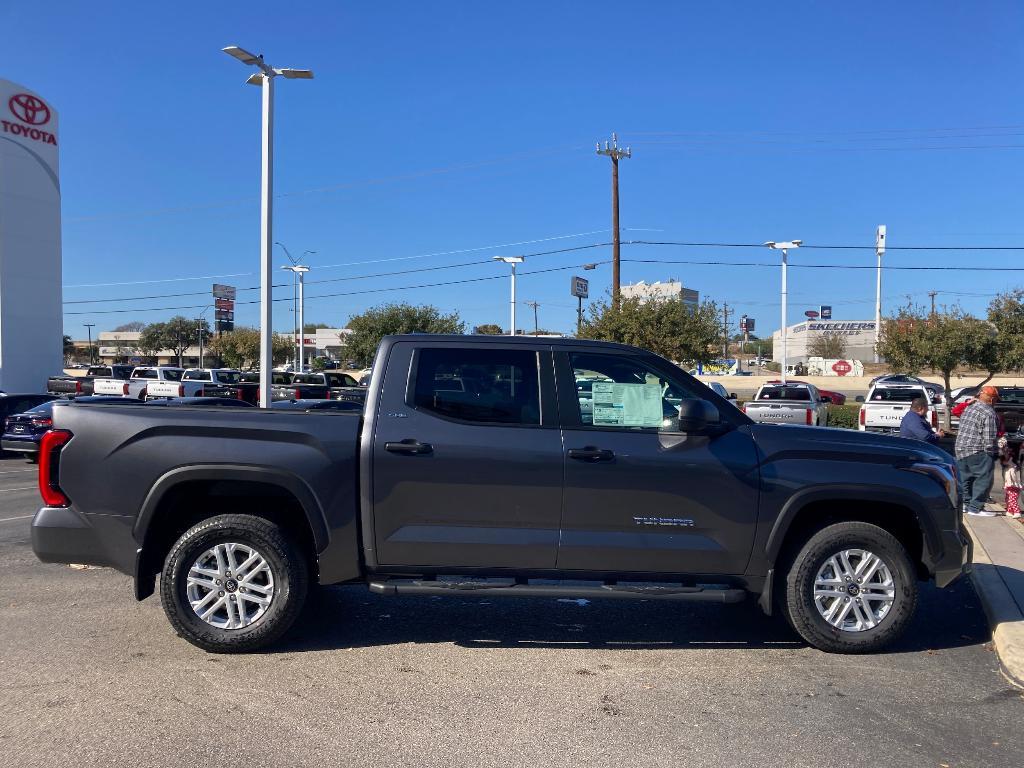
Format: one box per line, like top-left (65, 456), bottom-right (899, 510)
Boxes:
top-left (771, 320), bottom-right (879, 365)
top-left (621, 279), bottom-right (700, 308)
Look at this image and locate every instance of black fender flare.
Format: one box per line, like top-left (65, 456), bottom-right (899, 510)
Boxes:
top-left (764, 483), bottom-right (940, 567)
top-left (132, 464), bottom-right (329, 600)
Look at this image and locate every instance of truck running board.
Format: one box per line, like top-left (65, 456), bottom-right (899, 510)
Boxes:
top-left (367, 578), bottom-right (746, 603)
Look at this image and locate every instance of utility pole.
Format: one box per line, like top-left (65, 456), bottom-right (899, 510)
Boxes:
top-left (596, 133), bottom-right (631, 303)
top-left (525, 301), bottom-right (540, 336)
top-left (197, 322), bottom-right (205, 368)
top-left (721, 302), bottom-right (730, 359)
top-left (928, 290), bottom-right (938, 317)
top-left (874, 225), bottom-right (885, 363)
top-left (83, 323), bottom-right (95, 365)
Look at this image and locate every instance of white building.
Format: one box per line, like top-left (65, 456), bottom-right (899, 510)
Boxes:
top-left (621, 279), bottom-right (699, 308)
top-left (771, 320), bottom-right (879, 365)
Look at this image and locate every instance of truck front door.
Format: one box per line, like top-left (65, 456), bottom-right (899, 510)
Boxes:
top-left (556, 350), bottom-right (760, 575)
top-left (370, 342), bottom-right (562, 569)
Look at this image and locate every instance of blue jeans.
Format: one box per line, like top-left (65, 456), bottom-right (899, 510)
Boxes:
top-left (957, 452), bottom-right (995, 512)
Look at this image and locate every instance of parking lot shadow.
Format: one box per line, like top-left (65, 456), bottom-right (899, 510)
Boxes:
top-left (274, 577), bottom-right (988, 655)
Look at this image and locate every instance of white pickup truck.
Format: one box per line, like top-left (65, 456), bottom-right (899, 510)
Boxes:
top-left (145, 368), bottom-right (243, 400)
top-left (742, 382), bottom-right (829, 426)
top-left (858, 384), bottom-right (940, 434)
top-left (92, 367), bottom-right (185, 400)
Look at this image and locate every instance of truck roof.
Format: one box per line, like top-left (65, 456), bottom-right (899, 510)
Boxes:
top-left (381, 334), bottom-right (645, 353)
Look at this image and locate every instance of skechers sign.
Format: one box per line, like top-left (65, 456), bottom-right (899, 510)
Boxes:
top-left (3, 93), bottom-right (57, 146)
top-left (792, 322), bottom-right (876, 336)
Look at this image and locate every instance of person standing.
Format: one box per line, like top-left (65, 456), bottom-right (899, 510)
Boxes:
top-left (899, 397), bottom-right (944, 443)
top-left (954, 385), bottom-right (1001, 516)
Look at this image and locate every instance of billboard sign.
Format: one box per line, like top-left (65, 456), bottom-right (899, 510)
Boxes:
top-left (570, 276), bottom-right (589, 299)
top-left (739, 316), bottom-right (755, 332)
top-left (215, 297), bottom-right (234, 311)
top-left (212, 283), bottom-right (236, 300)
top-left (804, 310), bottom-right (819, 319)
top-left (819, 305), bottom-right (832, 320)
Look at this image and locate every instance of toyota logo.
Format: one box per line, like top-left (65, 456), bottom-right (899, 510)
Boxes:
top-left (9, 93), bottom-right (51, 126)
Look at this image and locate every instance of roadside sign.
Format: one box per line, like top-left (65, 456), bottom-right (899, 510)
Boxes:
top-left (212, 283), bottom-right (236, 300)
top-left (819, 305), bottom-right (832, 320)
top-left (832, 360), bottom-right (852, 376)
top-left (740, 316), bottom-right (755, 331)
top-left (804, 310), bottom-right (819, 319)
top-left (215, 309), bottom-right (234, 322)
top-left (215, 297), bottom-right (234, 311)
top-left (570, 276), bottom-right (589, 299)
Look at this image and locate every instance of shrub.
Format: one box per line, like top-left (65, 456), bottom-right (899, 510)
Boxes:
top-left (827, 404), bottom-right (860, 429)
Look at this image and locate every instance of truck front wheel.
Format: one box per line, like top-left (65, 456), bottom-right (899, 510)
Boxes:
top-left (782, 521), bottom-right (918, 653)
top-left (159, 514), bottom-right (309, 653)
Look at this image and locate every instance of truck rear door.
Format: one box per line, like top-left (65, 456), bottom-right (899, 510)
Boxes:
top-left (369, 341), bottom-right (562, 569)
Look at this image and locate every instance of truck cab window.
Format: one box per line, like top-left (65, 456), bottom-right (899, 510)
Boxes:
top-left (412, 348), bottom-right (540, 425)
top-left (571, 352), bottom-right (697, 430)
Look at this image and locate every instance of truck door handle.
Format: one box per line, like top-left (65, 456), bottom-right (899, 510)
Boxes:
top-left (567, 447), bottom-right (615, 462)
top-left (385, 439), bottom-right (433, 455)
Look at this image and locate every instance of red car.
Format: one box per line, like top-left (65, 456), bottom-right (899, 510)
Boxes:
top-left (767, 380), bottom-right (846, 405)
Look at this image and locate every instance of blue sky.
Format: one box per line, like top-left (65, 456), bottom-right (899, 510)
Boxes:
top-left (3, 1), bottom-right (1023, 340)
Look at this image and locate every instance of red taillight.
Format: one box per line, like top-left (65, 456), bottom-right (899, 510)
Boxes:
top-left (236, 387), bottom-right (244, 400)
top-left (178, 384), bottom-right (185, 397)
top-left (122, 382), bottom-right (129, 395)
top-left (38, 430), bottom-right (72, 507)
top-left (741, 405), bottom-right (746, 414)
top-left (932, 410), bottom-right (938, 428)
top-left (294, 388), bottom-right (301, 399)
top-left (859, 408), bottom-right (865, 426)
top-left (30, 417), bottom-right (53, 428)
top-left (75, 380), bottom-right (83, 394)
top-left (806, 408), bottom-right (813, 425)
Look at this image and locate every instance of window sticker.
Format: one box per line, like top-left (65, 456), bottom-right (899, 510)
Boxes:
top-left (591, 382), bottom-right (663, 427)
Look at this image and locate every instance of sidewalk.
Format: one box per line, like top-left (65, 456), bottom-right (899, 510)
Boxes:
top-left (962, 512), bottom-right (1024, 686)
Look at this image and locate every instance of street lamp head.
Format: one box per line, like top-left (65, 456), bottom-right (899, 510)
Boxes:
top-left (583, 263), bottom-right (597, 270)
top-left (765, 240), bottom-right (802, 250)
top-left (293, 265), bottom-right (310, 274)
top-left (245, 73), bottom-right (264, 87)
top-left (276, 68), bottom-right (314, 80)
top-left (493, 256), bottom-right (525, 264)
top-left (222, 45), bottom-right (263, 66)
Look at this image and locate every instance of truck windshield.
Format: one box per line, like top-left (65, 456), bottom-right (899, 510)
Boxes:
top-left (998, 388), bottom-right (1024, 404)
top-left (161, 370), bottom-right (184, 381)
top-left (325, 372), bottom-right (358, 387)
top-left (758, 387), bottom-right (811, 401)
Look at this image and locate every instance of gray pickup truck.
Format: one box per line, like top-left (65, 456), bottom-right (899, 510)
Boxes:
top-left (31, 335), bottom-right (969, 654)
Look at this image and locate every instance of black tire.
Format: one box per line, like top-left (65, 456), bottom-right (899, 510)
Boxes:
top-left (160, 514), bottom-right (309, 653)
top-left (782, 521), bottom-right (917, 653)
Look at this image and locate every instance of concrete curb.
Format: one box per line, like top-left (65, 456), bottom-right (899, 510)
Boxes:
top-left (963, 517), bottom-right (1024, 688)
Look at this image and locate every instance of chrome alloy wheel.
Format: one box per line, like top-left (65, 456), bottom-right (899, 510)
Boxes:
top-left (812, 549), bottom-right (895, 632)
top-left (186, 543), bottom-right (275, 629)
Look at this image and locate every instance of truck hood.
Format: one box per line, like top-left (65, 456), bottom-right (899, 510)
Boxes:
top-left (747, 423), bottom-right (953, 467)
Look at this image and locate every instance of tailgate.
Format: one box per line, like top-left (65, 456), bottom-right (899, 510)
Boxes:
top-left (47, 378), bottom-right (81, 394)
top-left (93, 379), bottom-right (127, 395)
top-left (147, 381), bottom-right (181, 397)
top-left (744, 403), bottom-right (809, 424)
top-left (864, 404), bottom-right (909, 428)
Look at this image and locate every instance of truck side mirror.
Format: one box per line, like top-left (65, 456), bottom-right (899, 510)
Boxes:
top-left (676, 399), bottom-right (720, 433)
top-left (855, 395), bottom-right (865, 403)
top-left (820, 395), bottom-right (832, 404)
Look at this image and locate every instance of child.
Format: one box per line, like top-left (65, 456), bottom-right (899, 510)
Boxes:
top-left (1004, 459), bottom-right (1022, 519)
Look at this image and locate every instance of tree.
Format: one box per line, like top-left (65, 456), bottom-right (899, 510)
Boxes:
top-left (579, 295), bottom-right (720, 364)
top-left (138, 316), bottom-right (211, 365)
top-left (302, 322), bottom-right (332, 333)
top-left (474, 324), bottom-right (504, 335)
top-left (345, 303), bottom-right (465, 366)
top-left (988, 289), bottom-right (1024, 373)
top-left (112, 321), bottom-right (147, 333)
top-left (208, 327), bottom-right (293, 369)
top-left (877, 303), bottom-right (999, 429)
top-left (808, 332), bottom-right (848, 359)
top-left (63, 334), bottom-right (75, 364)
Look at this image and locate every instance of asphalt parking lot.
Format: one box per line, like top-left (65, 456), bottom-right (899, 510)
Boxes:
top-left (1, 454), bottom-right (1022, 768)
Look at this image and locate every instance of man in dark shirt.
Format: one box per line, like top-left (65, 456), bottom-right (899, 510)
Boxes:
top-left (899, 397), bottom-right (943, 444)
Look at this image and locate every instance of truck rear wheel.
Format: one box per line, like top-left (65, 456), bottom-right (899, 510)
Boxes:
top-left (159, 514), bottom-right (309, 653)
top-left (782, 521), bottom-right (917, 653)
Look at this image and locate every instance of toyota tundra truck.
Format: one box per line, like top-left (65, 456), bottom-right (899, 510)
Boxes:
top-left (742, 382), bottom-right (830, 426)
top-left (146, 368), bottom-right (245, 400)
top-left (93, 366), bottom-right (185, 400)
top-left (31, 335), bottom-right (969, 654)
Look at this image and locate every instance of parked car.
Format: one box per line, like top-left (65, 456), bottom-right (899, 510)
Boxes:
top-left (951, 387), bottom-right (1024, 438)
top-left (742, 382), bottom-right (830, 426)
top-left (47, 365), bottom-right (133, 398)
top-left (93, 367), bottom-right (185, 400)
top-left (2, 400), bottom-right (59, 460)
top-left (869, 374), bottom-right (944, 398)
top-left (290, 372), bottom-right (365, 404)
top-left (707, 381), bottom-right (739, 407)
top-left (858, 384), bottom-right (939, 435)
top-left (767, 379), bottom-right (847, 406)
top-left (146, 369), bottom-right (246, 401)
top-left (269, 370), bottom-right (330, 401)
top-left (32, 335), bottom-right (969, 655)
top-left (0, 393), bottom-right (58, 456)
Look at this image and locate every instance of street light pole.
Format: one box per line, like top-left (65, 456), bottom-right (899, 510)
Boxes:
top-left (493, 256), bottom-right (525, 336)
top-left (765, 240), bottom-right (802, 384)
top-left (83, 323), bottom-right (95, 365)
top-left (223, 45), bottom-right (314, 407)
